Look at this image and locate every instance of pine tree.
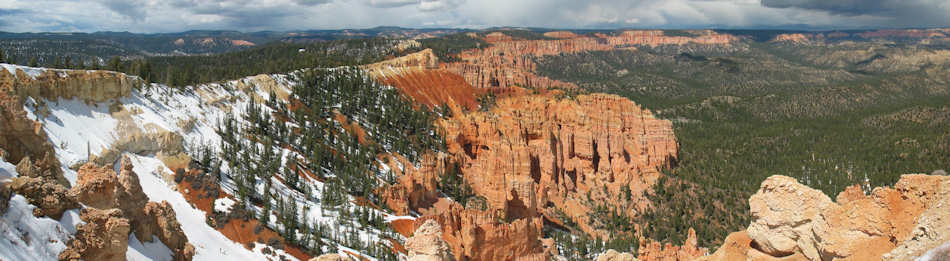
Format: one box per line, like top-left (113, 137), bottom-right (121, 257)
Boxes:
top-left (28, 57), bottom-right (38, 67)
top-left (108, 56), bottom-right (121, 72)
top-left (0, 49), bottom-right (6, 63)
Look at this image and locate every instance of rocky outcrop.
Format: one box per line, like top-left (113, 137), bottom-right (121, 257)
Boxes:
top-left (0, 181), bottom-right (12, 215)
top-left (377, 154), bottom-right (444, 215)
top-left (405, 219), bottom-right (453, 261)
top-left (0, 91), bottom-right (60, 179)
top-left (441, 30), bottom-right (735, 91)
top-left (702, 174), bottom-right (950, 261)
top-left (8, 175), bottom-right (78, 219)
top-left (0, 65), bottom-right (139, 103)
top-left (69, 157), bottom-right (195, 261)
top-left (635, 228), bottom-right (706, 261)
top-left (144, 201), bottom-right (196, 261)
top-left (417, 199), bottom-right (546, 261)
top-left (59, 208), bottom-right (131, 261)
top-left (365, 48), bottom-right (439, 71)
top-left (15, 153), bottom-right (69, 188)
top-left (310, 254), bottom-right (350, 261)
top-left (596, 249), bottom-right (638, 261)
top-left (439, 93), bottom-right (677, 238)
top-left (771, 33), bottom-right (813, 43)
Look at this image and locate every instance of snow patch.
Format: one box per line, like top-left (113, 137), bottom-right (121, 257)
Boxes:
top-left (0, 63), bottom-right (46, 79)
top-left (127, 234), bottom-right (174, 261)
top-left (0, 195), bottom-right (73, 261)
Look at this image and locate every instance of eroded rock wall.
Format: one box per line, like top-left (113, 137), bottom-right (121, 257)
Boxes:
top-left (440, 93), bottom-right (677, 238)
top-left (0, 67), bottom-right (139, 103)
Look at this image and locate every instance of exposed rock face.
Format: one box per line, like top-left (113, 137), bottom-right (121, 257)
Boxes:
top-left (144, 201), bottom-right (196, 261)
top-left (9, 175), bottom-right (78, 219)
top-left (310, 254), bottom-right (350, 261)
top-left (69, 157), bottom-right (195, 261)
top-left (365, 48), bottom-right (439, 71)
top-left (0, 91), bottom-right (61, 181)
top-left (636, 228), bottom-right (706, 261)
top-left (771, 33), bottom-right (813, 43)
top-left (375, 68), bottom-right (483, 112)
top-left (0, 181), bottom-right (12, 215)
top-left (596, 249), bottom-right (638, 261)
top-left (71, 162), bottom-right (120, 209)
top-left (417, 199), bottom-right (546, 261)
top-left (703, 174), bottom-right (950, 261)
top-left (442, 30), bottom-right (736, 90)
top-left (59, 208), bottom-right (131, 261)
top-left (405, 219), bottom-right (453, 261)
top-left (15, 153), bottom-right (69, 188)
top-left (439, 93), bottom-right (677, 238)
top-left (377, 154), bottom-right (444, 215)
top-left (0, 66), bottom-right (138, 103)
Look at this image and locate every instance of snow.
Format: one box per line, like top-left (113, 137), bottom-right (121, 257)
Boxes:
top-left (213, 197), bottom-right (236, 213)
top-left (0, 160), bottom-right (16, 180)
top-left (16, 70), bottom-right (392, 260)
top-left (126, 154), bottom-right (295, 261)
top-left (40, 98), bottom-right (119, 172)
top-left (127, 234), bottom-right (174, 261)
top-left (0, 195), bottom-right (73, 261)
top-left (384, 215), bottom-right (415, 223)
top-left (0, 63), bottom-right (46, 79)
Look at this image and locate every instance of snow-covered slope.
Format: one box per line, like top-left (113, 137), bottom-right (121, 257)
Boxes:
top-left (2, 63), bottom-right (410, 260)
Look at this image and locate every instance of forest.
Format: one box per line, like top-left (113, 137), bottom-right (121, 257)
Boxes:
top-left (536, 41), bottom-right (950, 248)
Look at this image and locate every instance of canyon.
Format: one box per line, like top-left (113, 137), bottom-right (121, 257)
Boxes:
top-left (2, 28), bottom-right (950, 261)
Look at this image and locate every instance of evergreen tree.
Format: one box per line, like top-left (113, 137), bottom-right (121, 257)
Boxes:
top-left (28, 57), bottom-right (38, 67)
top-left (108, 56), bottom-right (121, 72)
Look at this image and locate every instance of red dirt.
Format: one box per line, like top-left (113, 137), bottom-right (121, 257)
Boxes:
top-left (217, 218), bottom-right (312, 261)
top-left (390, 218), bottom-right (416, 238)
top-left (333, 112), bottom-right (370, 144)
top-left (378, 69), bottom-right (483, 111)
top-left (174, 171), bottom-right (312, 261)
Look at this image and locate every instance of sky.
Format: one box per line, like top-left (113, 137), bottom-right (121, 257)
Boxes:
top-left (0, 0), bottom-right (948, 33)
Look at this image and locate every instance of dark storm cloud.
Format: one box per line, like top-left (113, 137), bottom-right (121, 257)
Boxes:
top-left (761, 0), bottom-right (950, 26)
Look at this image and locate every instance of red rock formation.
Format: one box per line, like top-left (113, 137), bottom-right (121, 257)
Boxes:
top-left (543, 31), bottom-right (581, 39)
top-left (602, 30), bottom-right (738, 47)
top-left (440, 93), bottom-right (677, 238)
top-left (442, 30), bottom-right (736, 91)
top-left (416, 199), bottom-right (547, 261)
top-left (771, 33), bottom-right (814, 43)
top-left (636, 228), bottom-right (706, 261)
top-left (377, 153), bottom-right (444, 215)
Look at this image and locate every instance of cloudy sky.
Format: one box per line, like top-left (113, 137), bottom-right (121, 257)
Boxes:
top-left (0, 0), bottom-right (948, 33)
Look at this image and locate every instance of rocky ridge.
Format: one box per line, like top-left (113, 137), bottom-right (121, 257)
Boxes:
top-left (442, 30), bottom-right (736, 90)
top-left (695, 174), bottom-right (950, 261)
